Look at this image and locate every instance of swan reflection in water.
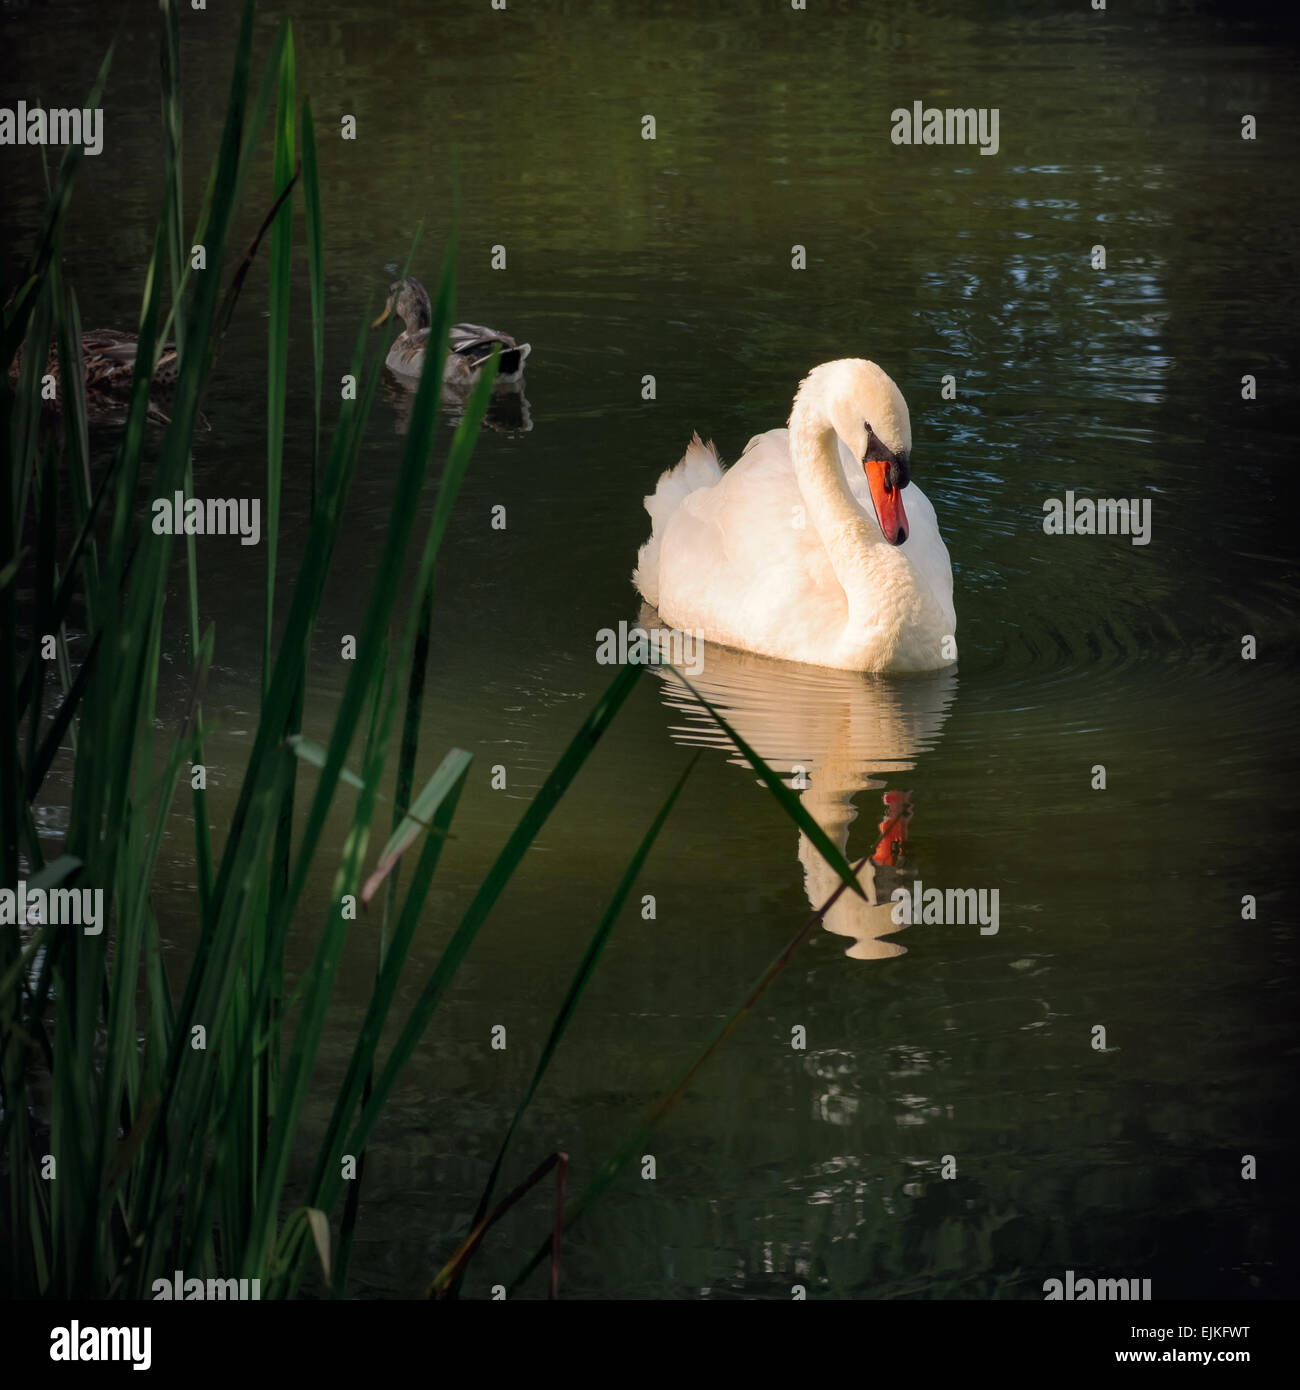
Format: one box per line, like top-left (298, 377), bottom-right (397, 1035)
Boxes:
top-left (641, 607), bottom-right (957, 960)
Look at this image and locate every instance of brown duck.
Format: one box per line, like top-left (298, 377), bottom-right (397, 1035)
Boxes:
top-left (372, 276), bottom-right (530, 388)
top-left (8, 328), bottom-right (180, 423)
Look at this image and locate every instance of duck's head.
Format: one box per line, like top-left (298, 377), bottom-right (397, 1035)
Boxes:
top-left (372, 276), bottom-right (432, 334)
top-left (815, 359), bottom-right (913, 547)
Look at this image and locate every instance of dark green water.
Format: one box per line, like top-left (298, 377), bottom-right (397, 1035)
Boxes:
top-left (5, 0), bottom-right (1298, 1298)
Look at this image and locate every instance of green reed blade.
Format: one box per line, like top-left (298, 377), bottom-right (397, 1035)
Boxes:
top-left (159, 0), bottom-right (186, 363)
top-left (362, 759), bottom-right (465, 904)
top-left (380, 343), bottom-right (499, 950)
top-left (263, 23), bottom-right (295, 699)
top-left (287, 735), bottom-right (367, 792)
top-left (301, 98), bottom-right (325, 507)
top-left (24, 634), bottom-right (99, 798)
top-left (51, 276), bottom-right (91, 519)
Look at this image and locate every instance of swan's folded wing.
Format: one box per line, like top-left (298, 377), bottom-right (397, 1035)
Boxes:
top-left (661, 429), bottom-right (848, 647)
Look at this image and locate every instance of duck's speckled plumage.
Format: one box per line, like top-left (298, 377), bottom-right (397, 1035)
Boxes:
top-left (8, 328), bottom-right (180, 423)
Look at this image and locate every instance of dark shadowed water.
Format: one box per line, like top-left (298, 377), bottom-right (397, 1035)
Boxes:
top-left (4, 0), bottom-right (1298, 1298)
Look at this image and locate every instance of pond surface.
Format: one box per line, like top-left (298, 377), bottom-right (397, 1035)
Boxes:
top-left (4, 0), bottom-right (1298, 1297)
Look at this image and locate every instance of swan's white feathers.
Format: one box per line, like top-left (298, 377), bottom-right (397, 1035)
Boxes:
top-left (632, 433), bottom-right (723, 607)
top-left (666, 428), bottom-right (849, 660)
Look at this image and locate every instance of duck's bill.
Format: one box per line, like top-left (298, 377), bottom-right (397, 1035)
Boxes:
top-left (866, 459), bottom-right (909, 545)
top-left (370, 304), bottom-right (392, 328)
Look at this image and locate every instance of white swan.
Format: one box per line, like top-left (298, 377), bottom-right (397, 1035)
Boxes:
top-left (633, 360), bottom-right (957, 672)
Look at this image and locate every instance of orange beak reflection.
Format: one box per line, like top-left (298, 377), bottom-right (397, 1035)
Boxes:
top-left (866, 459), bottom-right (909, 546)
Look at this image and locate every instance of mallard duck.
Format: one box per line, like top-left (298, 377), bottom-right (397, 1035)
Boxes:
top-left (8, 328), bottom-right (180, 423)
top-left (372, 277), bottom-right (531, 388)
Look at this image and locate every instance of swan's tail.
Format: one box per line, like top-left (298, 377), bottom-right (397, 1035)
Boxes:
top-left (633, 432), bottom-right (722, 607)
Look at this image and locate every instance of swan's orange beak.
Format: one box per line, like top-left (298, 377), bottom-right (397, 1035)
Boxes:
top-left (866, 459), bottom-right (909, 545)
top-left (872, 790), bottom-right (912, 866)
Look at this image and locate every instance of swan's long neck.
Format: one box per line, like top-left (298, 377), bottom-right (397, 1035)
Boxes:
top-left (788, 386), bottom-right (875, 618)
